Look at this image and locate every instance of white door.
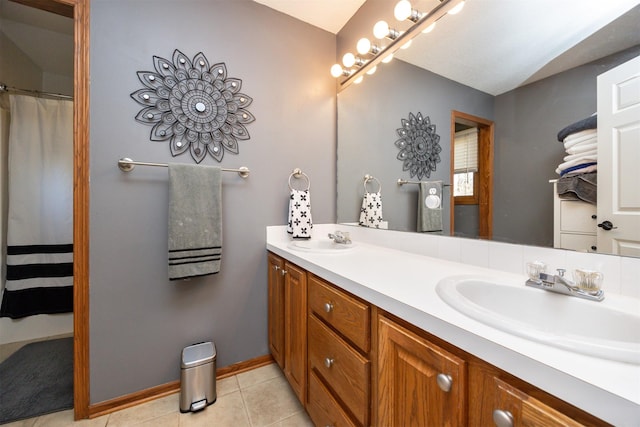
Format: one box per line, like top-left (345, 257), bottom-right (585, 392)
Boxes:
top-left (597, 55), bottom-right (640, 256)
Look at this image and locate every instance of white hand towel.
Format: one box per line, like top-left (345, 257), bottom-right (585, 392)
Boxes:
top-left (287, 189), bottom-right (313, 238)
top-left (359, 192), bottom-right (384, 228)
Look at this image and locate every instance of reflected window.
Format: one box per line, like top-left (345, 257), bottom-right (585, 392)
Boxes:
top-left (453, 127), bottom-right (479, 204)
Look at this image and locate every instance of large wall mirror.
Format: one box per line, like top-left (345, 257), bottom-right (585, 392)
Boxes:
top-left (336, 0), bottom-right (640, 257)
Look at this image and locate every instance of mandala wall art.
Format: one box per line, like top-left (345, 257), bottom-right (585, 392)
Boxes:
top-left (131, 49), bottom-right (255, 163)
top-left (395, 112), bottom-right (442, 180)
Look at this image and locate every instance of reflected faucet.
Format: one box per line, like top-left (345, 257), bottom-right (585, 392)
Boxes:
top-left (328, 231), bottom-right (351, 244)
top-left (526, 268), bottom-right (604, 301)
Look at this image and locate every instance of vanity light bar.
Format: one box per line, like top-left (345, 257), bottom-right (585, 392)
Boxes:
top-left (336, 0), bottom-right (466, 92)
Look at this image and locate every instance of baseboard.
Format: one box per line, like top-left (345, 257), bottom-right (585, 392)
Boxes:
top-left (88, 353), bottom-right (274, 418)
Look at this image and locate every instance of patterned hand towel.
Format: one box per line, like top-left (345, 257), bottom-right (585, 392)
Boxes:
top-left (168, 164), bottom-right (221, 280)
top-left (359, 192), bottom-right (384, 228)
top-left (287, 189), bottom-right (313, 238)
top-left (417, 181), bottom-right (443, 232)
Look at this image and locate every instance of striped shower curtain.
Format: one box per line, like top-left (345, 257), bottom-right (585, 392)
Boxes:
top-left (0, 95), bottom-right (73, 319)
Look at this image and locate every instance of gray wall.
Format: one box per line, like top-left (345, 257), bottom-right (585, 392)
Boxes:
top-left (90, 0), bottom-right (336, 403)
top-left (337, 59), bottom-right (494, 232)
top-left (493, 46), bottom-right (640, 246)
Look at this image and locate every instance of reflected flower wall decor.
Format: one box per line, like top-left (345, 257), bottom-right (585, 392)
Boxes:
top-left (131, 49), bottom-right (255, 163)
top-left (395, 112), bottom-right (441, 179)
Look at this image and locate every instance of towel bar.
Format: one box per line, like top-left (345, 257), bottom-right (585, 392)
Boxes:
top-left (397, 179), bottom-right (450, 187)
top-left (118, 158), bottom-right (250, 178)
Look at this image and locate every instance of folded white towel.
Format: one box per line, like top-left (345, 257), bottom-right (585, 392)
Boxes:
top-left (563, 131), bottom-right (597, 149)
top-left (359, 192), bottom-right (384, 228)
top-left (566, 142), bottom-right (597, 155)
top-left (287, 189), bottom-right (313, 238)
top-left (563, 149), bottom-right (597, 162)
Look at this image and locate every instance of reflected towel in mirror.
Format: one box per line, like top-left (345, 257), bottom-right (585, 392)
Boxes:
top-left (359, 192), bottom-right (385, 229)
top-left (418, 181), bottom-right (443, 232)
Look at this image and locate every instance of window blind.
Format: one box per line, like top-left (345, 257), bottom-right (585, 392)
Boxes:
top-left (454, 128), bottom-right (478, 173)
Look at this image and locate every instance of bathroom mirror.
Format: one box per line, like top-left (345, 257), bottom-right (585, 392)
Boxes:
top-left (336, 1), bottom-right (640, 257)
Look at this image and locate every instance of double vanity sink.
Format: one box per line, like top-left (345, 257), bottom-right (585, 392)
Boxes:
top-left (275, 227), bottom-right (640, 425)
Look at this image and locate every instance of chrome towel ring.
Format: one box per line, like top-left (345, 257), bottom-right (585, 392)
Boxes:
top-left (289, 168), bottom-right (310, 191)
top-left (364, 174), bottom-right (382, 193)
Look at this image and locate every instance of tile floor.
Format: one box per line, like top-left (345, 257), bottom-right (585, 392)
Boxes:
top-left (3, 363), bottom-right (313, 427)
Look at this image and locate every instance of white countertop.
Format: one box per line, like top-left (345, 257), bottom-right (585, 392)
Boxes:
top-left (267, 224), bottom-right (640, 426)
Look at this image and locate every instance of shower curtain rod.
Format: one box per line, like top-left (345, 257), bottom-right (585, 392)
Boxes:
top-left (0, 83), bottom-right (73, 100)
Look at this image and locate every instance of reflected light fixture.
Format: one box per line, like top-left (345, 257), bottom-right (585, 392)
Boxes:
top-left (373, 20), bottom-right (399, 40)
top-left (331, 0), bottom-right (465, 90)
top-left (448, 0), bottom-right (465, 14)
top-left (356, 38), bottom-right (381, 56)
top-left (394, 0), bottom-right (422, 22)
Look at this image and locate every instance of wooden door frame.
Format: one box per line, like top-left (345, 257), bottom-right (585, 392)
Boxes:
top-left (450, 111), bottom-right (494, 240)
top-left (10, 0), bottom-right (91, 419)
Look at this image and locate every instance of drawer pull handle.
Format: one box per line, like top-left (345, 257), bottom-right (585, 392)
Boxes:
top-left (273, 265), bottom-right (280, 271)
top-left (492, 409), bottom-right (514, 427)
top-left (324, 302), bottom-right (334, 313)
top-left (324, 357), bottom-right (334, 368)
top-left (280, 269), bottom-right (287, 276)
top-left (436, 373), bottom-right (452, 392)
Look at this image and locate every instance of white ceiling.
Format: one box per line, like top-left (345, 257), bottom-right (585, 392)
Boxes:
top-left (256, 0), bottom-right (640, 95)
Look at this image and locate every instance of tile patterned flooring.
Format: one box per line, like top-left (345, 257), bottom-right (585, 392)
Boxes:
top-left (3, 363), bottom-right (313, 427)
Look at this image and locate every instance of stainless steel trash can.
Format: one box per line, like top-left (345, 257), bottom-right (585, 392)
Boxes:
top-left (180, 341), bottom-right (216, 413)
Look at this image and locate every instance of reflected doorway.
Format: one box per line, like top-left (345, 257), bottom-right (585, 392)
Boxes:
top-left (450, 111), bottom-right (494, 239)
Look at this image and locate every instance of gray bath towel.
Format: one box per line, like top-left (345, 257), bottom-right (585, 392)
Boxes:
top-left (168, 164), bottom-right (222, 280)
top-left (417, 181), bottom-right (443, 232)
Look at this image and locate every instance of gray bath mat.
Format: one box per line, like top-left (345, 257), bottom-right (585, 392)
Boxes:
top-left (0, 337), bottom-right (73, 424)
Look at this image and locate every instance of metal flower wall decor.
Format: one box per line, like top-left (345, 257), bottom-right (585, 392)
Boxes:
top-left (131, 49), bottom-right (255, 163)
top-left (395, 112), bottom-right (442, 180)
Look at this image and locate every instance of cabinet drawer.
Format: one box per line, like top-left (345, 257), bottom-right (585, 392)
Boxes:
top-left (307, 370), bottom-right (358, 427)
top-left (559, 233), bottom-right (597, 252)
top-left (559, 200), bottom-right (596, 233)
top-left (308, 275), bottom-right (370, 352)
top-left (308, 314), bottom-right (370, 426)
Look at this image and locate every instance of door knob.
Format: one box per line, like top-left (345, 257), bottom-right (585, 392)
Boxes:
top-left (597, 220), bottom-right (617, 231)
top-left (493, 409), bottom-right (514, 427)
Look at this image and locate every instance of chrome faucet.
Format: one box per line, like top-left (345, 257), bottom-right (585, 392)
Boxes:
top-left (328, 231), bottom-right (351, 244)
top-left (526, 268), bottom-right (604, 301)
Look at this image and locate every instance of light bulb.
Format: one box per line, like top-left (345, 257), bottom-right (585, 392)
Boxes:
top-left (330, 64), bottom-right (344, 78)
top-left (422, 22), bottom-right (436, 33)
top-left (366, 66), bottom-right (377, 75)
top-left (382, 53), bottom-right (393, 64)
top-left (373, 20), bottom-right (390, 39)
top-left (448, 1), bottom-right (465, 15)
top-left (354, 75), bottom-right (364, 84)
top-left (394, 0), bottom-right (412, 21)
top-left (342, 52), bottom-right (356, 68)
top-left (357, 38), bottom-right (371, 55)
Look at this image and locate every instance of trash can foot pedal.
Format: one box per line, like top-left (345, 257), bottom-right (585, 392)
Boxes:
top-left (190, 399), bottom-right (207, 412)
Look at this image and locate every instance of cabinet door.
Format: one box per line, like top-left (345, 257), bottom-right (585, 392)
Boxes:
top-left (378, 316), bottom-right (466, 427)
top-left (267, 253), bottom-right (285, 369)
top-left (284, 261), bottom-right (307, 404)
top-left (470, 363), bottom-right (585, 427)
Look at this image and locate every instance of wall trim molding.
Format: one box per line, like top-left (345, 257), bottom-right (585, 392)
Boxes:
top-left (88, 354), bottom-right (274, 418)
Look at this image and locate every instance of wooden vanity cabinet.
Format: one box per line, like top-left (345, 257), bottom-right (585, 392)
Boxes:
top-left (307, 274), bottom-right (371, 427)
top-left (468, 359), bottom-right (609, 427)
top-left (267, 252), bottom-right (307, 404)
top-left (377, 314), bottom-right (466, 427)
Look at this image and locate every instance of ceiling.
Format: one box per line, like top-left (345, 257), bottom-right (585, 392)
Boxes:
top-left (255, 0), bottom-right (640, 95)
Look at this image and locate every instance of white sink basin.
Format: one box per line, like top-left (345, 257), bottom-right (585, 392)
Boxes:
top-left (436, 276), bottom-right (640, 364)
top-left (287, 239), bottom-right (355, 254)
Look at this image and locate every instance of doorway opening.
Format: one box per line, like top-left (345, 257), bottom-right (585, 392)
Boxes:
top-left (450, 111), bottom-right (494, 240)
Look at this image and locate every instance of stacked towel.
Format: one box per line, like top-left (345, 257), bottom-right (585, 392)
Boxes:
top-left (417, 181), bottom-right (443, 232)
top-left (359, 192), bottom-right (386, 229)
top-left (168, 164), bottom-right (222, 280)
top-left (555, 115), bottom-right (598, 176)
top-left (287, 189), bottom-right (313, 238)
